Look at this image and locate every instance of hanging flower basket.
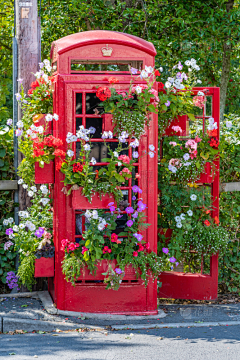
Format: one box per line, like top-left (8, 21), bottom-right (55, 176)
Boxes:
top-left (34, 257), bottom-right (54, 278)
top-left (35, 161), bottom-right (54, 184)
top-left (196, 162), bottom-right (214, 184)
top-left (77, 260), bottom-right (137, 281)
top-left (164, 115), bottom-right (188, 136)
top-left (72, 188), bottom-right (115, 209)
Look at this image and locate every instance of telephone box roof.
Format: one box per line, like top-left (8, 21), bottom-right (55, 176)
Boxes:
top-left (50, 30), bottom-right (157, 58)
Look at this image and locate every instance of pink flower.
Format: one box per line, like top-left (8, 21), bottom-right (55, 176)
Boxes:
top-left (149, 88), bottom-right (159, 102)
top-left (133, 251), bottom-right (138, 257)
top-left (193, 95), bottom-right (206, 109)
top-left (43, 231), bottom-right (52, 240)
top-left (122, 167), bottom-right (131, 174)
top-left (4, 241), bottom-right (14, 250)
top-left (185, 139), bottom-right (197, 153)
top-left (169, 158), bottom-right (182, 168)
top-left (190, 150), bottom-right (197, 159)
top-left (61, 239), bottom-right (70, 250)
top-left (81, 246), bottom-right (88, 254)
top-left (195, 136), bottom-right (202, 143)
top-left (118, 155), bottom-right (130, 164)
top-left (172, 126), bottom-right (182, 133)
top-left (169, 141), bottom-right (177, 147)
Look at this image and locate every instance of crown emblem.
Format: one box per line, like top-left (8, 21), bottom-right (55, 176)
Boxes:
top-left (101, 44), bottom-right (113, 57)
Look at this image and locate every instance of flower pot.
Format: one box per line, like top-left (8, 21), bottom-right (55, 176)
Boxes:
top-left (77, 260), bottom-right (137, 281)
top-left (72, 188), bottom-right (115, 209)
top-left (33, 114), bottom-right (52, 135)
top-left (164, 115), bottom-right (188, 136)
top-left (35, 161), bottom-right (54, 184)
top-left (196, 162), bottom-right (214, 184)
top-left (35, 257), bottom-right (54, 277)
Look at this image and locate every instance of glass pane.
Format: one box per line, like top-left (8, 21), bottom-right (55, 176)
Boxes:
top-left (76, 93), bottom-right (82, 114)
top-left (76, 118), bottom-right (82, 132)
top-left (86, 93), bottom-right (101, 114)
top-left (76, 213), bottom-right (83, 235)
top-left (205, 96), bottom-right (212, 117)
top-left (86, 118), bottom-right (102, 138)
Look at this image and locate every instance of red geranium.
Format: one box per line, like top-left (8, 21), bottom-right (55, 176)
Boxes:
top-left (155, 70), bottom-right (161, 76)
top-left (204, 220), bottom-right (210, 227)
top-left (158, 82), bottom-right (164, 89)
top-left (108, 77), bottom-right (119, 84)
top-left (28, 88), bottom-right (34, 96)
top-left (33, 149), bottom-right (45, 158)
top-left (53, 149), bottom-right (66, 158)
top-left (96, 87), bottom-right (111, 101)
top-left (31, 80), bottom-right (40, 89)
top-left (208, 137), bottom-right (219, 149)
top-left (73, 163), bottom-right (83, 172)
top-left (207, 129), bottom-right (217, 137)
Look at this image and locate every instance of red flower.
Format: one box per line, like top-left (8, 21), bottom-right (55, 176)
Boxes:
top-left (158, 82), bottom-right (164, 89)
top-left (137, 244), bottom-right (144, 252)
top-left (49, 76), bottom-right (56, 83)
top-left (111, 233), bottom-right (121, 244)
top-left (96, 87), bottom-right (111, 101)
top-left (208, 136), bottom-right (219, 149)
top-left (207, 129), bottom-right (217, 137)
top-left (133, 251), bottom-right (138, 257)
top-left (108, 77), bottom-right (119, 84)
top-left (28, 88), bottom-right (34, 96)
top-left (56, 158), bottom-right (63, 171)
top-left (204, 220), bottom-right (210, 227)
top-left (103, 246), bottom-right (111, 254)
top-left (214, 216), bottom-right (220, 225)
top-left (31, 80), bottom-right (40, 89)
top-left (118, 155), bottom-right (130, 164)
top-left (33, 139), bottom-right (44, 150)
top-left (73, 163), bottom-right (83, 172)
top-left (155, 70), bottom-right (161, 76)
top-left (53, 149), bottom-right (66, 158)
top-left (33, 149), bottom-right (45, 158)
top-left (95, 170), bottom-right (99, 179)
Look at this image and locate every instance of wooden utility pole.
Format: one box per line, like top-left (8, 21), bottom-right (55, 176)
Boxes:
top-left (16, 0), bottom-right (40, 210)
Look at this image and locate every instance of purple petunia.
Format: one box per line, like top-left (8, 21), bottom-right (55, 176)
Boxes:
top-left (35, 227), bottom-right (45, 238)
top-left (169, 256), bottom-right (176, 263)
top-left (132, 211), bottom-right (139, 219)
top-left (175, 262), bottom-right (179, 267)
top-left (6, 228), bottom-right (13, 236)
top-left (133, 233), bottom-right (143, 242)
top-left (132, 196), bottom-right (136, 201)
top-left (126, 220), bottom-right (133, 227)
top-left (130, 67), bottom-right (138, 75)
top-left (165, 100), bottom-right (170, 107)
top-left (125, 206), bottom-right (134, 214)
top-left (132, 185), bottom-right (142, 193)
top-left (162, 247), bottom-right (169, 254)
top-left (137, 201), bottom-right (147, 212)
top-left (115, 268), bottom-right (122, 275)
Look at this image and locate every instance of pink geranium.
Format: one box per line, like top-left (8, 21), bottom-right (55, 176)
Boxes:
top-left (118, 155), bottom-right (130, 164)
top-left (81, 246), bottom-right (88, 254)
top-left (185, 139), bottom-right (197, 153)
top-left (169, 141), bottom-right (177, 147)
top-left (190, 150), bottom-right (198, 159)
top-left (193, 95), bottom-right (206, 109)
top-left (195, 136), bottom-right (202, 143)
top-left (172, 126), bottom-right (182, 133)
top-left (169, 158), bottom-right (182, 168)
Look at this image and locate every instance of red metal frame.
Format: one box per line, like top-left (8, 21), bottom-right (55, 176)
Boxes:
top-left (158, 87), bottom-right (220, 300)
top-left (50, 31), bottom-right (158, 314)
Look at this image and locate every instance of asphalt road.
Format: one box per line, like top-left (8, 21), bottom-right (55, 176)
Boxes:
top-left (1, 324), bottom-right (240, 359)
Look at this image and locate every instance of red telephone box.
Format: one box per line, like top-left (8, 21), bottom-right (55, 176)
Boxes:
top-left (49, 31), bottom-right (158, 314)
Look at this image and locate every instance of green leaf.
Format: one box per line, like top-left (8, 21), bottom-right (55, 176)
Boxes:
top-left (187, 113), bottom-right (196, 121)
top-left (0, 148), bottom-right (6, 157)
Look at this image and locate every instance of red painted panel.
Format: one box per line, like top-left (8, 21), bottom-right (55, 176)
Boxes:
top-left (35, 257), bottom-right (54, 278)
top-left (102, 114), bottom-right (115, 133)
top-left (35, 161), bottom-right (54, 184)
top-left (196, 162), bottom-right (214, 184)
top-left (72, 189), bottom-right (115, 209)
top-left (34, 114), bottom-right (52, 135)
top-left (164, 115), bottom-right (188, 136)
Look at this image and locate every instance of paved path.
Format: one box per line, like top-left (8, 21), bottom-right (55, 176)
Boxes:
top-left (1, 324), bottom-right (240, 359)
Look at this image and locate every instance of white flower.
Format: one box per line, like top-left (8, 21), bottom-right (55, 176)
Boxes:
top-left (42, 74), bottom-right (49, 83)
top-left (145, 65), bottom-right (153, 74)
top-left (135, 86), bottom-right (142, 94)
top-left (102, 131), bottom-right (109, 139)
top-left (18, 179), bottom-right (23, 185)
top-left (190, 58), bottom-right (196, 66)
top-left (98, 223), bottom-right (105, 231)
top-left (149, 144), bottom-right (155, 151)
top-left (190, 194), bottom-right (197, 201)
top-left (113, 151), bottom-right (118, 157)
top-left (36, 126), bottom-right (44, 134)
top-left (132, 151), bottom-right (139, 159)
top-left (16, 120), bottom-right (23, 128)
top-left (13, 225), bottom-right (19, 232)
top-left (53, 113), bottom-right (59, 121)
top-left (8, 217), bottom-right (14, 223)
top-left (28, 223), bottom-right (36, 231)
top-left (194, 65), bottom-right (200, 71)
top-left (197, 80), bottom-right (202, 84)
top-left (46, 65), bottom-right (52, 72)
top-left (90, 157), bottom-right (97, 165)
top-left (28, 191), bottom-right (34, 197)
top-left (40, 185), bottom-right (48, 195)
top-left (226, 121), bottom-right (232, 128)
top-left (67, 150), bottom-right (74, 157)
top-left (140, 70), bottom-right (148, 78)
top-left (149, 151), bottom-right (155, 158)
top-left (174, 79), bottom-right (182, 86)
top-left (183, 153), bottom-right (190, 161)
top-left (40, 198), bottom-right (50, 206)
top-left (165, 81), bottom-right (172, 89)
top-left (130, 139), bottom-right (139, 148)
top-left (92, 210), bottom-right (98, 219)
top-left (3, 219), bottom-right (9, 226)
top-left (9, 233), bottom-right (15, 239)
top-left (187, 210), bottom-right (193, 216)
top-left (22, 184), bottom-right (28, 189)
top-left (89, 126), bottom-right (96, 134)
top-left (84, 144), bottom-right (91, 151)
top-left (168, 164), bottom-right (177, 173)
top-left (175, 216), bottom-right (180, 222)
top-left (30, 186), bottom-right (37, 192)
top-left (34, 71), bottom-right (41, 79)
top-left (71, 135), bottom-right (78, 142)
top-left (180, 213), bottom-right (185, 220)
top-left (43, 59), bottom-right (50, 67)
top-left (185, 60), bottom-right (191, 66)
top-left (176, 222), bottom-right (182, 228)
top-left (108, 131), bottom-right (113, 139)
top-left (19, 223), bottom-right (25, 229)
top-left (197, 91), bottom-right (205, 96)
top-left (85, 210), bottom-right (92, 218)
top-left (167, 77), bottom-right (174, 83)
top-left (117, 162), bottom-right (122, 166)
top-left (45, 114), bottom-right (53, 122)
top-left (159, 67), bottom-right (163, 72)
